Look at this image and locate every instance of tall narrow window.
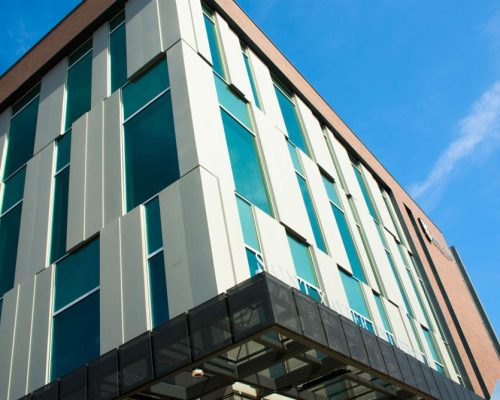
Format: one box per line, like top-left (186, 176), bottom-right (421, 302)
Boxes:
top-left (422, 327), bottom-right (446, 374)
top-left (287, 235), bottom-right (323, 303)
top-left (241, 45), bottom-right (262, 109)
top-left (374, 293), bottom-right (395, 344)
top-left (0, 85), bottom-right (40, 300)
top-left (339, 269), bottom-right (374, 333)
top-left (144, 197), bottom-right (169, 328)
top-left (122, 59), bottom-right (179, 210)
top-left (65, 40), bottom-right (92, 131)
top-left (109, 11), bottom-right (127, 93)
top-left (51, 239), bottom-right (100, 379)
top-left (202, 5), bottom-right (225, 78)
top-left (288, 141), bottom-right (326, 253)
top-left (50, 132), bottom-right (71, 264)
top-left (236, 195), bottom-right (264, 276)
top-left (274, 81), bottom-right (309, 155)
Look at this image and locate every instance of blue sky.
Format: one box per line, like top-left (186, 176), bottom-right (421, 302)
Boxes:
top-left (1, 0), bottom-right (499, 341)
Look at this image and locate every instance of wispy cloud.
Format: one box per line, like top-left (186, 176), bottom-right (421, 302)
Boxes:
top-left (410, 81), bottom-right (500, 201)
top-left (8, 20), bottom-right (37, 57)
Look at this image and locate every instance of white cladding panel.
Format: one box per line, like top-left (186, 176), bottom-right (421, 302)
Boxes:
top-left (0, 108), bottom-right (11, 172)
top-left (0, 286), bottom-right (19, 400)
top-left (91, 24), bottom-right (110, 105)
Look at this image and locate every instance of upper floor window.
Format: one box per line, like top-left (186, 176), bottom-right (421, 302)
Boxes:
top-left (241, 44), bottom-right (262, 109)
top-left (109, 10), bottom-right (128, 93)
top-left (236, 195), bottom-right (264, 276)
top-left (202, 5), bottom-right (226, 78)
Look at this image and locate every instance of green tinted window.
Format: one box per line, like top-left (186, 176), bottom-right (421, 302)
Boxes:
top-left (68, 40), bottom-right (92, 67)
top-left (340, 270), bottom-right (371, 320)
top-left (54, 239), bottom-right (100, 311)
top-left (148, 252), bottom-right (169, 328)
top-left (214, 74), bottom-right (251, 129)
top-left (110, 20), bottom-right (127, 93)
top-left (51, 291), bottom-right (99, 379)
top-left (122, 59), bottom-right (169, 120)
top-left (0, 204), bottom-right (22, 296)
top-left (296, 176), bottom-right (326, 253)
top-left (374, 294), bottom-right (392, 333)
top-left (245, 248), bottom-right (263, 276)
top-left (203, 13), bottom-right (225, 77)
top-left (287, 141), bottom-right (304, 175)
top-left (50, 165), bottom-right (70, 264)
top-left (221, 110), bottom-right (271, 215)
top-left (386, 251), bottom-right (413, 318)
top-left (65, 48), bottom-right (92, 130)
top-left (242, 51), bottom-right (261, 109)
top-left (56, 132), bottom-right (71, 171)
top-left (288, 235), bottom-right (318, 287)
top-left (1, 167), bottom-right (26, 214)
top-left (145, 197), bottom-right (163, 254)
top-left (124, 92), bottom-right (179, 210)
top-left (274, 84), bottom-right (308, 155)
top-left (236, 196), bottom-right (260, 251)
top-left (353, 166), bottom-right (378, 220)
top-left (422, 327), bottom-right (443, 364)
top-left (4, 95), bottom-right (39, 178)
top-left (322, 175), bottom-right (342, 209)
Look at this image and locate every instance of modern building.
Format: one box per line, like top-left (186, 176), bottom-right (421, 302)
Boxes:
top-left (0, 0), bottom-right (498, 399)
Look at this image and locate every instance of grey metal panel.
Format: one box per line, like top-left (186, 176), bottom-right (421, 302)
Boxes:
top-left (66, 114), bottom-right (87, 251)
top-left (120, 207), bottom-right (149, 342)
top-left (0, 286), bottom-right (19, 400)
top-left (34, 59), bottom-right (66, 154)
top-left (27, 267), bottom-right (53, 393)
top-left (0, 108), bottom-right (11, 173)
top-left (158, 0), bottom-right (197, 52)
top-left (125, 0), bottom-right (163, 79)
top-left (91, 24), bottom-right (110, 105)
top-left (103, 92), bottom-right (124, 225)
top-left (100, 217), bottom-right (124, 354)
top-left (85, 101), bottom-right (104, 240)
top-left (9, 277), bottom-right (36, 400)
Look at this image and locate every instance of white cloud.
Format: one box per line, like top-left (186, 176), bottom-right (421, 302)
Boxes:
top-left (410, 81), bottom-right (500, 200)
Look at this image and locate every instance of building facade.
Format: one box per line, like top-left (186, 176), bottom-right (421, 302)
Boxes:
top-left (0, 0), bottom-right (498, 399)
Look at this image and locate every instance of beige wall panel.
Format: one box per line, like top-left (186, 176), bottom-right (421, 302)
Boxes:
top-left (9, 277), bottom-right (35, 400)
top-left (120, 207), bottom-right (149, 341)
top-left (125, 0), bottom-right (163, 79)
top-left (91, 24), bottom-right (110, 105)
top-left (295, 98), bottom-right (336, 176)
top-left (253, 207), bottom-right (297, 289)
top-left (103, 92), bottom-right (124, 224)
top-left (253, 107), bottom-right (313, 242)
top-left (85, 101), bottom-right (104, 239)
top-left (27, 268), bottom-right (52, 392)
top-left (34, 59), bottom-right (66, 154)
top-left (0, 286), bottom-right (19, 400)
top-left (188, 0), bottom-right (212, 64)
top-left (66, 114), bottom-right (87, 250)
top-left (158, 0), bottom-right (197, 52)
top-left (100, 217), bottom-right (124, 353)
top-left (0, 108), bottom-right (11, 173)
top-left (248, 51), bottom-right (286, 134)
top-left (215, 14), bottom-right (253, 100)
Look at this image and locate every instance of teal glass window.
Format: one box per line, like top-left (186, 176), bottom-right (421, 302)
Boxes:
top-left (1, 168), bottom-right (26, 214)
top-left (374, 293), bottom-right (395, 344)
top-left (109, 11), bottom-right (127, 93)
top-left (4, 91), bottom-right (39, 178)
top-left (288, 235), bottom-right (318, 288)
top-left (242, 47), bottom-right (261, 109)
top-left (422, 327), bottom-right (445, 373)
top-left (50, 133), bottom-right (72, 264)
top-left (274, 82), bottom-right (309, 155)
top-left (339, 269), bottom-right (374, 333)
top-left (65, 40), bottom-right (92, 130)
top-left (386, 250), bottom-right (414, 318)
top-left (245, 248), bottom-right (264, 276)
top-left (0, 203), bottom-right (22, 297)
top-left (287, 140), bottom-right (304, 175)
top-left (52, 238), bottom-right (100, 379)
top-left (145, 197), bottom-right (163, 254)
top-left (221, 109), bottom-right (272, 215)
top-left (353, 165), bottom-right (378, 220)
top-left (122, 60), bottom-right (170, 120)
top-left (203, 8), bottom-right (225, 78)
top-left (214, 74), bottom-right (251, 129)
top-left (236, 196), bottom-right (260, 251)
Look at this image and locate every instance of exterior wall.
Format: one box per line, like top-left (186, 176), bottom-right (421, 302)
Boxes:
top-left (0, 0), bottom-right (497, 399)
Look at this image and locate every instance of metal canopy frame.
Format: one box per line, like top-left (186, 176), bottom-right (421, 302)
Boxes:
top-left (24, 273), bottom-right (483, 400)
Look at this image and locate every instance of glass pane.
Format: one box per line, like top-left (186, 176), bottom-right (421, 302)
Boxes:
top-left (353, 166), bottom-right (378, 220)
top-left (274, 85), bottom-right (308, 155)
top-left (68, 40), bottom-right (92, 67)
top-left (374, 294), bottom-right (392, 333)
top-left (50, 167), bottom-right (70, 264)
top-left (145, 197), bottom-right (163, 254)
top-left (406, 266), bottom-right (431, 327)
top-left (51, 291), bottom-right (100, 379)
top-left (322, 175), bottom-right (342, 209)
top-left (149, 252), bottom-right (169, 328)
top-left (204, 14), bottom-right (225, 78)
top-left (0, 204), bottom-right (22, 296)
top-left (236, 196), bottom-right (260, 251)
top-left (0, 298), bottom-right (2, 322)
top-left (331, 205), bottom-right (366, 283)
top-left (125, 92), bottom-right (179, 210)
top-left (1, 167), bottom-right (26, 214)
top-left (339, 270), bottom-right (371, 320)
top-left (4, 96), bottom-right (39, 178)
top-left (221, 110), bottom-right (272, 215)
top-left (214, 74), bottom-right (251, 129)
top-left (386, 250), bottom-right (414, 318)
top-left (109, 10), bottom-right (125, 31)
top-left (288, 235), bottom-right (318, 286)
top-left (12, 84), bottom-right (40, 115)
top-left (54, 238), bottom-right (100, 311)
top-left (242, 52), bottom-right (261, 109)
top-left (245, 248), bottom-right (264, 276)
top-left (296, 175), bottom-right (326, 253)
top-left (422, 328), bottom-right (442, 363)
top-left (110, 22), bottom-right (128, 93)
top-left (287, 141), bottom-right (304, 175)
top-left (56, 131), bottom-right (72, 172)
top-left (122, 59), bottom-right (170, 119)
top-left (65, 51), bottom-right (92, 130)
